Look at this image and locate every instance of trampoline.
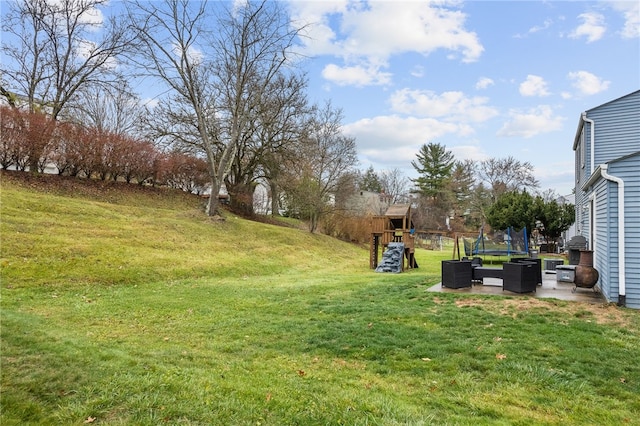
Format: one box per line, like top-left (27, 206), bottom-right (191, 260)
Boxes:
top-left (464, 226), bottom-right (529, 257)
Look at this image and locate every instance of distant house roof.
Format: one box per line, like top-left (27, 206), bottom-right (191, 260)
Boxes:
top-left (385, 204), bottom-right (410, 217)
top-left (557, 193), bottom-right (575, 205)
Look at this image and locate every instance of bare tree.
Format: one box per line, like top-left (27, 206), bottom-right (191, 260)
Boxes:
top-left (379, 168), bottom-right (410, 205)
top-left (1, 0), bottom-right (136, 119)
top-left (212, 0), bottom-right (304, 216)
top-left (68, 81), bottom-right (143, 136)
top-left (477, 156), bottom-right (539, 203)
top-left (130, 0), bottom-right (302, 216)
top-left (280, 101), bottom-right (358, 232)
top-left (225, 72), bottom-right (309, 216)
top-left (129, 0), bottom-right (226, 214)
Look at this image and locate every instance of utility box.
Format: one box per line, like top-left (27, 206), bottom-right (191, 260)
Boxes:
top-left (544, 259), bottom-right (564, 271)
top-left (556, 265), bottom-right (576, 283)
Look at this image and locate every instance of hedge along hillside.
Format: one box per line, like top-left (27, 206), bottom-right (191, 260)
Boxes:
top-left (0, 106), bottom-right (209, 191)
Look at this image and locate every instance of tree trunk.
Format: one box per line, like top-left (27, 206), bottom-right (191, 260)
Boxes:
top-left (205, 166), bottom-right (223, 216)
top-left (207, 191), bottom-right (220, 217)
top-left (309, 211), bottom-right (319, 233)
top-left (269, 181), bottom-right (281, 216)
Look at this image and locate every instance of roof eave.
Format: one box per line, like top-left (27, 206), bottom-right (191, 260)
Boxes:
top-left (572, 113), bottom-right (586, 151)
top-left (582, 165), bottom-right (602, 191)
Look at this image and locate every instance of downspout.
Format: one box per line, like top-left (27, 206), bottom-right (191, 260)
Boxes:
top-left (582, 113), bottom-right (595, 173)
top-left (600, 164), bottom-right (626, 306)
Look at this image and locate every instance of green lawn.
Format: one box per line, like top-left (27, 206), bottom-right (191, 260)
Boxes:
top-left (2, 171), bottom-right (639, 425)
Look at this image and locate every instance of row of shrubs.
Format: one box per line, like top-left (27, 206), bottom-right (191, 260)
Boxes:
top-left (0, 106), bottom-right (211, 193)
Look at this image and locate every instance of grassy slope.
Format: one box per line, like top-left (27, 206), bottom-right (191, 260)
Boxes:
top-left (0, 171), bottom-right (368, 288)
top-left (2, 171), bottom-right (640, 425)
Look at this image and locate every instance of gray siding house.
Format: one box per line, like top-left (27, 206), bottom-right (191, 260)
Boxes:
top-left (573, 90), bottom-right (640, 309)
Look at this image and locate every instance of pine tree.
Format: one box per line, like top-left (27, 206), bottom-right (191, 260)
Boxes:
top-left (411, 143), bottom-right (455, 197)
top-left (359, 166), bottom-right (382, 192)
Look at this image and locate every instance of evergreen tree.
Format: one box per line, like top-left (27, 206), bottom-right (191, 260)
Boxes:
top-left (534, 197), bottom-right (575, 252)
top-left (447, 160), bottom-right (476, 230)
top-left (486, 190), bottom-right (536, 232)
top-left (410, 142), bottom-right (456, 230)
top-left (411, 143), bottom-right (455, 197)
top-left (359, 166), bottom-right (383, 193)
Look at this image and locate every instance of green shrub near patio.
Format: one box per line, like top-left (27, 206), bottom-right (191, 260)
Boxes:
top-left (2, 172), bottom-right (639, 425)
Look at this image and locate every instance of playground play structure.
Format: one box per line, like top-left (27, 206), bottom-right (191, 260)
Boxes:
top-left (369, 203), bottom-right (530, 271)
top-left (453, 226), bottom-right (530, 260)
top-left (369, 204), bottom-right (418, 272)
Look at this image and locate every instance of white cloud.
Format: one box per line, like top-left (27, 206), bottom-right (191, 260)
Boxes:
top-left (289, 1), bottom-right (483, 86)
top-left (233, 0), bottom-right (249, 14)
top-left (47, 0), bottom-right (103, 30)
top-left (344, 114), bottom-right (489, 174)
top-left (344, 114), bottom-right (473, 151)
top-left (569, 12), bottom-right (606, 43)
top-left (81, 6), bottom-right (104, 31)
top-left (410, 65), bottom-right (425, 78)
top-left (322, 63), bottom-right (392, 87)
top-left (497, 105), bottom-right (565, 138)
top-left (567, 71), bottom-right (610, 95)
top-left (449, 144), bottom-right (489, 162)
top-left (515, 16), bottom-right (563, 39)
top-left (290, 1), bottom-right (348, 55)
top-left (519, 75), bottom-right (551, 97)
top-left (475, 77), bottom-right (494, 90)
top-left (389, 89), bottom-right (499, 122)
top-left (360, 145), bottom-right (423, 169)
top-left (172, 43), bottom-right (203, 66)
top-left (610, 1), bottom-right (640, 39)
top-left (77, 39), bottom-right (117, 69)
top-left (528, 18), bottom-right (553, 34)
top-left (535, 162), bottom-right (576, 196)
top-left (142, 98), bottom-right (159, 109)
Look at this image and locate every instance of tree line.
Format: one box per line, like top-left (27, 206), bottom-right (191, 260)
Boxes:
top-left (1, 0), bottom-right (574, 242)
top-left (1, 0), bottom-right (358, 232)
top-left (359, 142), bottom-right (575, 250)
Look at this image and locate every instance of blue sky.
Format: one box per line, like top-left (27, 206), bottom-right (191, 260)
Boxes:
top-left (286, 0), bottom-right (640, 195)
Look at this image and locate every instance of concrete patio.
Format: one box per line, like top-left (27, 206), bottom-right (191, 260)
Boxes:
top-left (428, 268), bottom-right (606, 304)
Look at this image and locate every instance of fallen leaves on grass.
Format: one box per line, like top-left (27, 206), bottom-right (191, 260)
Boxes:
top-left (84, 417), bottom-right (96, 423)
top-left (496, 354), bottom-right (507, 360)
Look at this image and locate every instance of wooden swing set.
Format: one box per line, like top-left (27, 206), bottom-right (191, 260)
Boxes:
top-left (368, 204), bottom-right (418, 271)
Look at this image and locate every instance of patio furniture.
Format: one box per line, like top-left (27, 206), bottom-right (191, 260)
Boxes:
top-left (502, 262), bottom-right (537, 293)
top-left (441, 260), bottom-right (472, 289)
top-left (472, 266), bottom-right (504, 281)
top-left (543, 258), bottom-right (564, 271)
top-left (511, 257), bottom-right (542, 285)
